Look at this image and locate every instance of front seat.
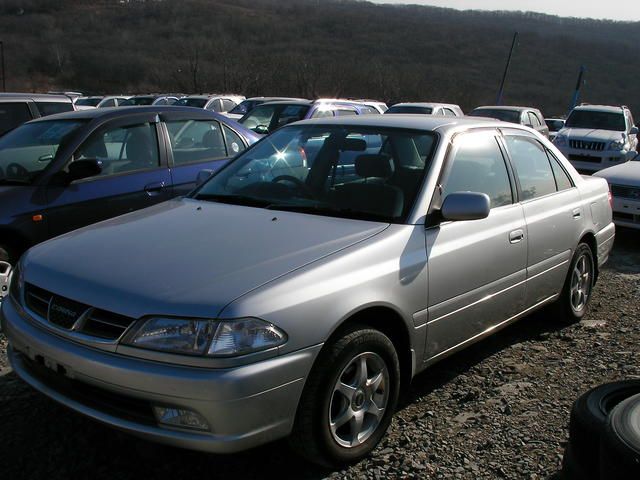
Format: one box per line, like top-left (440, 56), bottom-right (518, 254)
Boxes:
top-left (120, 129), bottom-right (155, 172)
top-left (332, 153), bottom-right (404, 218)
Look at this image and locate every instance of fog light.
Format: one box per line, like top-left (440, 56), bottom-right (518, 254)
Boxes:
top-left (153, 406), bottom-right (210, 431)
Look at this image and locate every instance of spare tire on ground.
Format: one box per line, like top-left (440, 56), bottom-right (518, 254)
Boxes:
top-left (562, 380), bottom-right (640, 480)
top-left (599, 393), bottom-right (640, 479)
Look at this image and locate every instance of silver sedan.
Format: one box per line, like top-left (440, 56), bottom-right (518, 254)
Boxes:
top-left (1, 115), bottom-right (615, 466)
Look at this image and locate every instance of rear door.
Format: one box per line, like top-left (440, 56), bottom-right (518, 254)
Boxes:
top-left (161, 112), bottom-right (246, 196)
top-left (501, 128), bottom-right (581, 306)
top-left (425, 129), bottom-right (527, 361)
top-left (45, 114), bottom-right (172, 236)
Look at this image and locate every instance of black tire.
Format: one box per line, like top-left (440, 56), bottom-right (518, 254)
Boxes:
top-left (599, 393), bottom-right (640, 479)
top-left (558, 243), bottom-right (595, 322)
top-left (289, 325), bottom-right (401, 468)
top-left (562, 381), bottom-right (640, 480)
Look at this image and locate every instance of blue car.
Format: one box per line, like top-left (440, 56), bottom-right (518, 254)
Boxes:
top-left (0, 106), bottom-right (260, 273)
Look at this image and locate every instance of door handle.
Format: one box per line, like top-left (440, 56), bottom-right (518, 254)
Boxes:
top-left (144, 181), bottom-right (166, 196)
top-left (509, 229), bottom-right (525, 244)
top-left (572, 208), bottom-right (582, 219)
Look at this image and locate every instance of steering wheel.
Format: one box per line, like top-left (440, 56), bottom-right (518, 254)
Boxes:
top-left (272, 175), bottom-right (314, 197)
top-left (6, 163), bottom-right (29, 179)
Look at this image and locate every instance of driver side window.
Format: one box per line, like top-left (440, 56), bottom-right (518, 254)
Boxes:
top-left (442, 132), bottom-right (513, 209)
top-left (71, 123), bottom-right (160, 178)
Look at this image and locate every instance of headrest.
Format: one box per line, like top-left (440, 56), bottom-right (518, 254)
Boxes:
top-left (355, 154), bottom-right (394, 178)
top-left (202, 129), bottom-right (220, 148)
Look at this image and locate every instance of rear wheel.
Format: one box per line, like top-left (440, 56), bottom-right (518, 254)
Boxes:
top-left (290, 325), bottom-right (400, 467)
top-left (558, 243), bottom-right (594, 322)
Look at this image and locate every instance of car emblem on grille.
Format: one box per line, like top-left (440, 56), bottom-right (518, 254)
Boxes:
top-left (48, 296), bottom-right (88, 329)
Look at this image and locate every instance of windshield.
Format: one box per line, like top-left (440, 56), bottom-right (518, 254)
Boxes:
top-left (565, 110), bottom-right (626, 131)
top-left (229, 100), bottom-right (261, 115)
top-left (239, 104), bottom-right (311, 134)
top-left (0, 120), bottom-right (85, 185)
top-left (469, 109), bottom-right (521, 124)
top-left (386, 106), bottom-right (433, 115)
top-left (192, 125), bottom-right (437, 223)
top-left (545, 119), bottom-right (565, 132)
top-left (120, 97), bottom-right (155, 106)
top-left (75, 98), bottom-right (102, 107)
top-left (176, 98), bottom-right (208, 108)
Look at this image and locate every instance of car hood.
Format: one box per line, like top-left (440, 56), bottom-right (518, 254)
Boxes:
top-left (23, 198), bottom-right (389, 319)
top-left (593, 161), bottom-right (640, 185)
top-left (560, 128), bottom-right (625, 142)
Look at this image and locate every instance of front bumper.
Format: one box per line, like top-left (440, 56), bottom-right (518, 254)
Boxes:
top-left (611, 197), bottom-right (640, 229)
top-left (558, 148), bottom-right (634, 173)
top-left (1, 297), bottom-right (321, 453)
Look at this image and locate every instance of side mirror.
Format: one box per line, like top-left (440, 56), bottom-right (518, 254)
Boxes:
top-left (630, 126), bottom-right (639, 135)
top-left (196, 169), bottom-right (215, 187)
top-left (253, 125), bottom-right (269, 135)
top-left (441, 192), bottom-right (490, 221)
top-left (68, 158), bottom-right (102, 183)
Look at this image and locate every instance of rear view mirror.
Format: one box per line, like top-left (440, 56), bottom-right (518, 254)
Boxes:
top-left (339, 138), bottom-right (367, 151)
top-left (68, 158), bottom-right (102, 183)
top-left (441, 192), bottom-right (490, 221)
top-left (196, 169), bottom-right (215, 187)
top-left (630, 126), bottom-right (639, 135)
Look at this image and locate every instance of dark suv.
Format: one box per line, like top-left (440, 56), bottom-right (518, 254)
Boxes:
top-left (0, 106), bottom-right (259, 273)
top-left (0, 93), bottom-right (75, 136)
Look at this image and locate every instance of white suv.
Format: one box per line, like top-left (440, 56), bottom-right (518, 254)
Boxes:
top-left (554, 104), bottom-right (638, 173)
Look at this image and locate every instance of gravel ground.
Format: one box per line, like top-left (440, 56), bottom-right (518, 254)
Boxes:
top-left (0, 228), bottom-right (638, 479)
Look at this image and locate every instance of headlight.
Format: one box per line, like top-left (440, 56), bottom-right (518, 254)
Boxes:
top-left (124, 317), bottom-right (287, 357)
top-left (553, 134), bottom-right (567, 146)
top-left (610, 138), bottom-right (627, 151)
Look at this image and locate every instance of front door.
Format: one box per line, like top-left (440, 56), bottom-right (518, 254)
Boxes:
top-left (45, 118), bottom-right (172, 237)
top-left (425, 130), bottom-right (527, 361)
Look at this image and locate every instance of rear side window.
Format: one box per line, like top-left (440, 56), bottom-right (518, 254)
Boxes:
top-left (312, 108), bottom-right (334, 118)
top-left (166, 119), bottom-right (226, 165)
top-left (528, 112), bottom-right (542, 127)
top-left (336, 109), bottom-right (358, 117)
top-left (0, 102), bottom-right (33, 135)
top-left (101, 98), bottom-right (116, 107)
top-left (221, 99), bottom-right (237, 112)
top-left (442, 132), bottom-right (513, 209)
top-left (505, 136), bottom-right (556, 200)
top-left (35, 102), bottom-right (74, 117)
top-left (547, 150), bottom-right (573, 191)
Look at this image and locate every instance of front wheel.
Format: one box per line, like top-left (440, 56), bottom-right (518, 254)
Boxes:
top-left (290, 326), bottom-right (400, 467)
top-left (558, 243), bottom-right (595, 322)
top-left (0, 245), bottom-right (15, 302)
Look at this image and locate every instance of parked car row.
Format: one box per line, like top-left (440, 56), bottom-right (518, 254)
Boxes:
top-left (0, 105), bottom-right (616, 466)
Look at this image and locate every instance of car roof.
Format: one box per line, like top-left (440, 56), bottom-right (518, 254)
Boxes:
top-left (291, 113), bottom-right (503, 133)
top-left (259, 100), bottom-right (314, 106)
top-left (472, 105), bottom-right (538, 112)
top-left (572, 105), bottom-right (626, 114)
top-left (391, 102), bottom-right (461, 109)
top-left (28, 105), bottom-right (225, 122)
top-left (0, 92), bottom-right (73, 103)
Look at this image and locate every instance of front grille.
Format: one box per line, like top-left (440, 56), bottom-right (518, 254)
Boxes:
top-left (611, 184), bottom-right (640, 200)
top-left (569, 139), bottom-right (606, 151)
top-left (24, 283), bottom-right (136, 340)
top-left (20, 353), bottom-right (156, 425)
top-left (569, 154), bottom-right (602, 164)
top-left (613, 212), bottom-right (639, 223)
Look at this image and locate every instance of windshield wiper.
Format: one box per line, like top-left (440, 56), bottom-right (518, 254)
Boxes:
top-left (193, 193), bottom-right (273, 208)
top-left (266, 203), bottom-right (393, 222)
top-left (0, 178), bottom-right (31, 186)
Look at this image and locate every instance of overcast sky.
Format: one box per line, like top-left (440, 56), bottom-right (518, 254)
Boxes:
top-left (373, 1), bottom-right (640, 21)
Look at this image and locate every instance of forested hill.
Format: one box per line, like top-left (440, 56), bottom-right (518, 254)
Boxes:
top-left (1, 0), bottom-right (639, 115)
